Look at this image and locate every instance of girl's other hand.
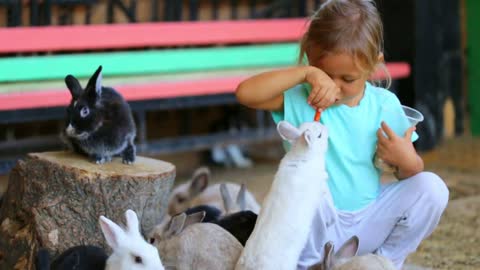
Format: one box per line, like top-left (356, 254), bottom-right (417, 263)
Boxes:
top-left (305, 66), bottom-right (340, 110)
top-left (376, 122), bottom-right (417, 169)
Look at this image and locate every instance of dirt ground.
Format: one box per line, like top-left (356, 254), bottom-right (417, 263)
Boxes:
top-left (0, 135), bottom-right (478, 269)
top-left (169, 135), bottom-right (480, 270)
top-left (404, 136), bottom-right (480, 270)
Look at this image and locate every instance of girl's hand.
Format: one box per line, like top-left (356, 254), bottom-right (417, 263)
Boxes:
top-left (376, 122), bottom-right (418, 171)
top-left (305, 66), bottom-right (340, 110)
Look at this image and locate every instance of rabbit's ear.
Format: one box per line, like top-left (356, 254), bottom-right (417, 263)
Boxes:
top-left (183, 211), bottom-right (206, 228)
top-left (125, 209), bottom-right (140, 235)
top-left (189, 167), bottom-right (209, 197)
top-left (35, 248), bottom-right (51, 270)
top-left (99, 215), bottom-right (125, 249)
top-left (236, 183), bottom-right (247, 211)
top-left (277, 121), bottom-right (301, 142)
top-left (220, 183), bottom-right (234, 213)
top-left (65, 75), bottom-right (82, 100)
top-left (300, 129), bottom-right (313, 147)
top-left (322, 241), bottom-right (335, 270)
top-left (335, 235), bottom-right (359, 260)
top-left (85, 65), bottom-right (103, 99)
top-left (165, 212), bottom-right (187, 237)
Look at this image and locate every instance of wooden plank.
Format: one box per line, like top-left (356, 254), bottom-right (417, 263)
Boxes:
top-left (0, 62), bottom-right (411, 111)
top-left (0, 67), bottom-right (277, 94)
top-left (371, 62), bottom-right (411, 80)
top-left (0, 43), bottom-right (299, 82)
top-left (0, 76), bottom-right (246, 111)
top-left (0, 19), bottom-right (307, 54)
top-left (0, 44), bottom-right (410, 83)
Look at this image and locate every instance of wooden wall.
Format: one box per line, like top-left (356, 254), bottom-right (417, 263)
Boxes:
top-left (0, 0), bottom-right (322, 27)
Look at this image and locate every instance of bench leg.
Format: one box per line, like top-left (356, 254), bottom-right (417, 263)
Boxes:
top-left (135, 110), bottom-right (147, 152)
top-left (256, 109), bottom-right (266, 136)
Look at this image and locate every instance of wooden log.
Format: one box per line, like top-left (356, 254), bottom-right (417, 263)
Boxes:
top-left (0, 151), bottom-right (175, 270)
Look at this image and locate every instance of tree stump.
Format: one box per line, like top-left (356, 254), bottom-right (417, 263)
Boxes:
top-left (0, 151), bottom-right (175, 270)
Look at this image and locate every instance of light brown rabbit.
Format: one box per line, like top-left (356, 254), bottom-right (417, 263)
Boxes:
top-left (154, 211), bottom-right (243, 270)
top-left (167, 166), bottom-right (260, 216)
top-left (309, 236), bottom-right (396, 270)
top-left (150, 182), bottom-right (251, 246)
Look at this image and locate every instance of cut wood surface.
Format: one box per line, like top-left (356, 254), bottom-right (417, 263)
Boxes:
top-left (0, 151), bottom-right (175, 270)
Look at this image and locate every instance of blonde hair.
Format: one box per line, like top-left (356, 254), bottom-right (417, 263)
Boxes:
top-left (298, 0), bottom-right (391, 87)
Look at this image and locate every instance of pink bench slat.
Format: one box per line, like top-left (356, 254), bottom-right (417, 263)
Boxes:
top-left (0, 62), bottom-right (410, 111)
top-left (0, 77), bottom-right (247, 111)
top-left (0, 19), bottom-right (307, 54)
top-left (371, 62), bottom-right (411, 80)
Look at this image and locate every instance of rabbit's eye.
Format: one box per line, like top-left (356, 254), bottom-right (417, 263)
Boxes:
top-left (176, 195), bottom-right (186, 203)
top-left (80, 106), bottom-right (90, 118)
top-left (132, 254), bottom-right (143, 264)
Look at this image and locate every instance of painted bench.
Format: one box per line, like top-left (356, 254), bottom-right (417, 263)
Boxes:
top-left (0, 18), bottom-right (410, 172)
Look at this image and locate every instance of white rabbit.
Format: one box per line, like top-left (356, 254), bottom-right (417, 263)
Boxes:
top-left (168, 166), bottom-right (260, 215)
top-left (154, 211), bottom-right (243, 270)
top-left (99, 209), bottom-right (165, 270)
top-left (308, 236), bottom-right (396, 270)
top-left (235, 120), bottom-right (330, 270)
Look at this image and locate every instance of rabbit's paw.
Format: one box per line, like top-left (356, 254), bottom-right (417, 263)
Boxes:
top-left (91, 155), bottom-right (111, 164)
top-left (122, 143), bottom-right (136, 165)
top-left (122, 154), bottom-right (135, 165)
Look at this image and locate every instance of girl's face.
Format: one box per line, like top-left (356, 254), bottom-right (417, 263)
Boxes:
top-left (309, 51), bottom-right (373, 107)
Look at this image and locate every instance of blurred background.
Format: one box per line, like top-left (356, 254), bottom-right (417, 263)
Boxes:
top-left (0, 0), bottom-right (478, 269)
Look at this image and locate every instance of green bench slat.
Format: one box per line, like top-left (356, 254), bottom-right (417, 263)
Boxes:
top-left (0, 43), bottom-right (298, 83)
top-left (0, 67), bottom-right (278, 94)
top-left (0, 62), bottom-right (411, 111)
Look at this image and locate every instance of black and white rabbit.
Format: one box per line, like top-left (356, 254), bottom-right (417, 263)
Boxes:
top-left (62, 65), bottom-right (136, 164)
top-left (36, 245), bottom-right (107, 270)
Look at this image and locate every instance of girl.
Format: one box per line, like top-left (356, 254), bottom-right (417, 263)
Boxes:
top-left (235, 0), bottom-right (449, 269)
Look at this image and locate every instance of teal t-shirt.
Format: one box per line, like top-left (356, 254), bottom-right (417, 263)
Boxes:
top-left (271, 82), bottom-right (419, 211)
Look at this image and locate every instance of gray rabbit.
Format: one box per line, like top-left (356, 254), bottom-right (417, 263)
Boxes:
top-left (62, 65), bottom-right (136, 164)
top-left (308, 236), bottom-right (396, 270)
top-left (154, 211), bottom-right (243, 270)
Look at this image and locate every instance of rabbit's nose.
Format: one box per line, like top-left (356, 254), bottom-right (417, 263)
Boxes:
top-left (66, 124), bottom-right (76, 135)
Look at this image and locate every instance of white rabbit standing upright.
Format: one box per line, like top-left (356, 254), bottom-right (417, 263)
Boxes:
top-left (235, 120), bottom-right (330, 270)
top-left (99, 209), bottom-right (165, 270)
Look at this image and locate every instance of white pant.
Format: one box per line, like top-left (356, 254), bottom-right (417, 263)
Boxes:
top-left (297, 172), bottom-right (449, 270)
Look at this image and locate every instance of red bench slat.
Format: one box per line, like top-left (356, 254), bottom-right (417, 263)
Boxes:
top-left (0, 62), bottom-right (410, 111)
top-left (0, 77), bottom-right (247, 111)
top-left (0, 19), bottom-right (307, 54)
top-left (371, 62), bottom-right (411, 80)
